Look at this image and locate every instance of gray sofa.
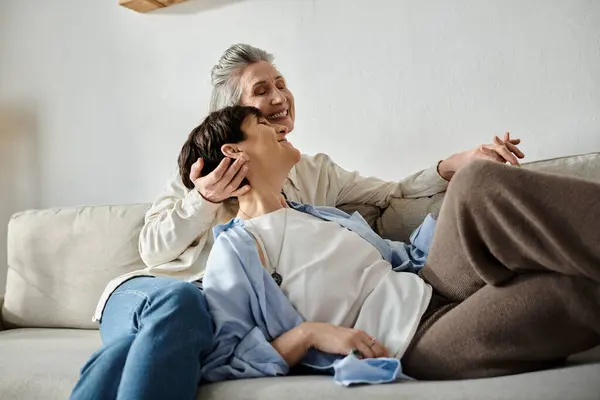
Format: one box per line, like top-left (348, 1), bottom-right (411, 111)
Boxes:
top-left (2, 153), bottom-right (600, 400)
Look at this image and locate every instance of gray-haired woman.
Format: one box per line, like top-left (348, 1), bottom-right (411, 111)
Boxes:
top-left (70, 44), bottom-right (524, 400)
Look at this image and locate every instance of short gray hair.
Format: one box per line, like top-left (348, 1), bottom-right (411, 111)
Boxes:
top-left (209, 44), bottom-right (274, 112)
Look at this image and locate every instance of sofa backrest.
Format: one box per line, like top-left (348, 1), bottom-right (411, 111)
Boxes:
top-left (2, 152), bottom-right (600, 329)
top-left (378, 152), bottom-right (600, 242)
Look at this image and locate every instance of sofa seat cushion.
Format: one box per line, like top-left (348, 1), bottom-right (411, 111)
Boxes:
top-left (0, 328), bottom-right (599, 400)
top-left (199, 365), bottom-right (600, 400)
top-left (0, 328), bottom-right (100, 399)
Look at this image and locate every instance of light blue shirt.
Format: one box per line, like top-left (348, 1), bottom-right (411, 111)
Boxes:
top-left (200, 202), bottom-right (436, 386)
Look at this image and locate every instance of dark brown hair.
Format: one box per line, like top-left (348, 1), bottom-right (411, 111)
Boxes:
top-left (178, 106), bottom-right (262, 190)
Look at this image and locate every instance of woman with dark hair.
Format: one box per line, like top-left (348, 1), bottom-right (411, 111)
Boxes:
top-left (179, 105), bottom-right (600, 383)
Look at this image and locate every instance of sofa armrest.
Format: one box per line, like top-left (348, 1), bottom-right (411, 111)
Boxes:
top-left (0, 295), bottom-right (4, 331)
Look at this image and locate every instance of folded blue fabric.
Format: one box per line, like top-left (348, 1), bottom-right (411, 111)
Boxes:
top-left (332, 355), bottom-right (413, 387)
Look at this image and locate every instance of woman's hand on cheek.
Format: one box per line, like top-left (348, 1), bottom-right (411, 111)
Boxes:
top-left (190, 155), bottom-right (251, 203)
top-left (437, 132), bottom-right (525, 181)
top-left (302, 322), bottom-right (389, 359)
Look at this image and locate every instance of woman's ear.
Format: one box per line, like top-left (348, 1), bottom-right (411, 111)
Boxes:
top-left (221, 144), bottom-right (242, 159)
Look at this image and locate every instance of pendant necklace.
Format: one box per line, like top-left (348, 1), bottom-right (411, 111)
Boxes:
top-left (239, 207), bottom-right (288, 286)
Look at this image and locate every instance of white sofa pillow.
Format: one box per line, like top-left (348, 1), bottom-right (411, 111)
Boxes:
top-left (3, 204), bottom-right (149, 329)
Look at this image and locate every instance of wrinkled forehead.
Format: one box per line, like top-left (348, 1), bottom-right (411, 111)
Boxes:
top-left (240, 61), bottom-right (284, 87)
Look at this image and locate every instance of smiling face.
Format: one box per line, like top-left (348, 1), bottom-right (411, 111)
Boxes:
top-left (221, 113), bottom-right (301, 189)
top-left (238, 61), bottom-right (296, 133)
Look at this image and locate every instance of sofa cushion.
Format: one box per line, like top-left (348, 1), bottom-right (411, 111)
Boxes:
top-left (0, 328), bottom-right (598, 400)
top-left (378, 152), bottom-right (600, 241)
top-left (0, 328), bottom-right (100, 399)
top-left (3, 204), bottom-right (150, 329)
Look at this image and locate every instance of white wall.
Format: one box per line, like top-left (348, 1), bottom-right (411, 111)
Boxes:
top-left (1, 0), bottom-right (600, 207)
top-left (0, 0), bottom-right (599, 286)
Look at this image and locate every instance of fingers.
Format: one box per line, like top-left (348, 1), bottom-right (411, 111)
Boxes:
top-left (192, 156), bottom-right (250, 203)
top-left (500, 132), bottom-right (524, 157)
top-left (231, 185), bottom-right (251, 197)
top-left (499, 132), bottom-right (521, 145)
top-left (218, 156), bottom-right (248, 191)
top-left (353, 334), bottom-right (389, 359)
top-left (505, 140), bottom-right (525, 159)
top-left (493, 135), bottom-right (505, 147)
top-left (354, 340), bottom-right (376, 359)
top-left (209, 157), bottom-right (232, 182)
top-left (498, 147), bottom-right (520, 165)
top-left (227, 165), bottom-right (249, 194)
top-left (493, 136), bottom-right (520, 166)
top-left (480, 145), bottom-right (504, 162)
top-left (503, 132), bottom-right (521, 144)
top-left (369, 340), bottom-right (389, 358)
top-left (351, 331), bottom-right (378, 359)
top-left (189, 158), bottom-right (204, 182)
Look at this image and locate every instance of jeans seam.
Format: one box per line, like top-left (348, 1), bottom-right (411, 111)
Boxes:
top-left (107, 290), bottom-right (152, 333)
top-left (112, 289), bottom-right (151, 303)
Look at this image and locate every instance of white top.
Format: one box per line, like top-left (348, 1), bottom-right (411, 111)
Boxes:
top-left (244, 208), bottom-right (433, 359)
top-left (93, 153), bottom-right (447, 322)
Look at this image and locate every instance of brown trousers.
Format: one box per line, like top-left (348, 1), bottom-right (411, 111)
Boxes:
top-left (402, 160), bottom-right (600, 380)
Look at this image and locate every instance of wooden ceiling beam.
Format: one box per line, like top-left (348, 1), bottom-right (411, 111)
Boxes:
top-left (119, 0), bottom-right (188, 13)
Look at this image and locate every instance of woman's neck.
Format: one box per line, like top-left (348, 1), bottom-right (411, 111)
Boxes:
top-left (236, 181), bottom-right (286, 219)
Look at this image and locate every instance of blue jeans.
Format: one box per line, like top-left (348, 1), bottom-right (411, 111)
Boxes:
top-left (70, 277), bottom-right (214, 400)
